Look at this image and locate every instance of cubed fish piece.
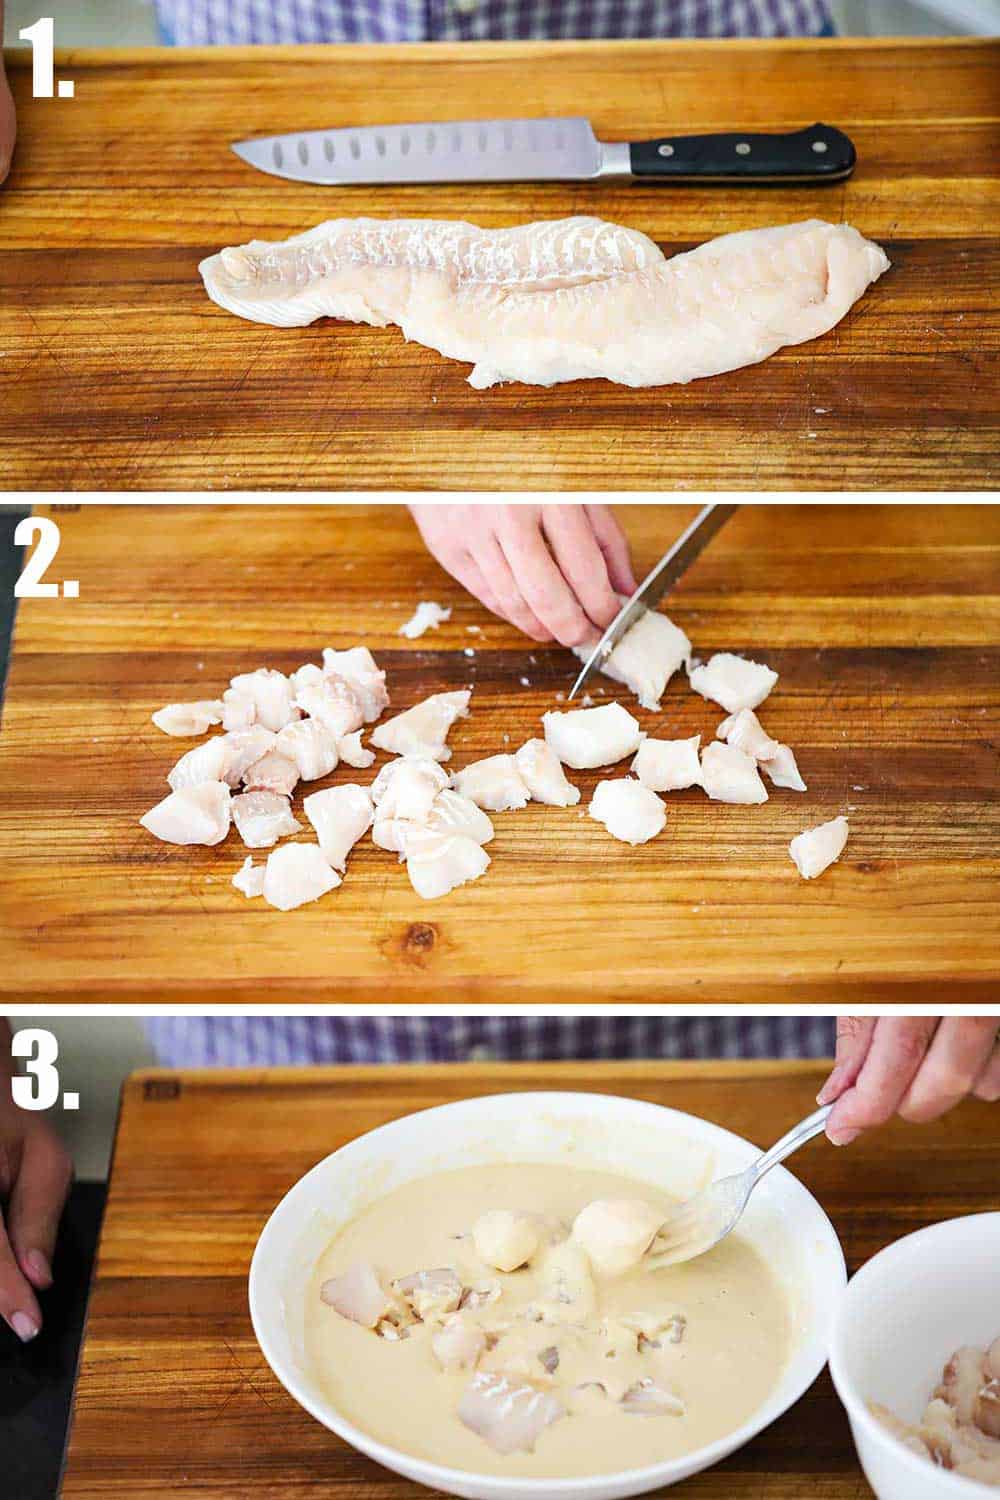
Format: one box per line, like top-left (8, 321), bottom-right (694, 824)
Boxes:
top-left (689, 653), bottom-right (778, 713)
top-left (716, 708), bottom-right (780, 761)
top-left (789, 815), bottom-right (849, 879)
top-left (140, 782), bottom-right (232, 846)
top-left (458, 1372), bottom-right (565, 1454)
top-left (321, 1261), bottom-right (396, 1328)
top-left (337, 730), bottom-right (375, 768)
top-left (276, 718), bottom-right (340, 780)
top-left (370, 690), bottom-right (471, 762)
top-left (542, 702), bottom-right (643, 770)
top-left (453, 754), bottom-right (530, 812)
top-left (575, 607), bottom-right (690, 711)
top-left (321, 646), bottom-right (389, 722)
top-left (426, 789), bottom-right (495, 845)
top-left (404, 828), bottom-right (490, 900)
top-left (303, 784), bottom-right (374, 871)
top-left (167, 735), bottom-right (235, 792)
top-left (700, 742), bottom-right (769, 804)
top-left (231, 790), bottom-right (302, 849)
top-left (514, 739), bottom-right (580, 807)
top-left (631, 735), bottom-right (701, 792)
top-left (589, 779), bottom-right (666, 845)
top-left (151, 700), bottom-right (223, 737)
top-left (229, 667), bottom-right (300, 732)
top-left (262, 843), bottom-right (340, 910)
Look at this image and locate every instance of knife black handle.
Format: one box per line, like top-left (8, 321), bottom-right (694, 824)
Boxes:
top-left (628, 123), bottom-right (856, 184)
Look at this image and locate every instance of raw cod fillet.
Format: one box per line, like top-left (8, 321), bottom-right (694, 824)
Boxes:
top-left (199, 214), bottom-right (890, 390)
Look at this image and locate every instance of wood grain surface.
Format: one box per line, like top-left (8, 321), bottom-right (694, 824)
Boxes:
top-left (58, 1060), bottom-right (1000, 1498)
top-left (1, 501), bottom-right (998, 1004)
top-left (1, 39), bottom-right (998, 491)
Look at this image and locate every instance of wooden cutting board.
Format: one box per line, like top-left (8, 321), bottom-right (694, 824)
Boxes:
top-left (1, 502), bottom-right (998, 1004)
top-left (1, 39), bottom-right (997, 491)
top-left (58, 1060), bottom-right (1000, 1498)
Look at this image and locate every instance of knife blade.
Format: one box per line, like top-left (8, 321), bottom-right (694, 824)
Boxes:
top-left (569, 503), bottom-right (738, 701)
top-left (231, 119), bottom-right (855, 187)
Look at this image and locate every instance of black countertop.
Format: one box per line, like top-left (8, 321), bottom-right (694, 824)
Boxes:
top-left (1, 1183), bottom-right (105, 1499)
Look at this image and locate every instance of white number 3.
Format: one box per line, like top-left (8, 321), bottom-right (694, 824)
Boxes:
top-left (11, 1029), bottom-right (61, 1111)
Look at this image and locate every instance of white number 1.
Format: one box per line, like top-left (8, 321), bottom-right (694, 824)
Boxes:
top-left (19, 17), bottom-right (75, 99)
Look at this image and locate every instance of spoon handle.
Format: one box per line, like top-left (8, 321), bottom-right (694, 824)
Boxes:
top-left (749, 1104), bottom-right (833, 1186)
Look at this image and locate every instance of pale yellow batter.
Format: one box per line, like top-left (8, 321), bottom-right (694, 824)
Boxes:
top-left (306, 1163), bottom-right (789, 1478)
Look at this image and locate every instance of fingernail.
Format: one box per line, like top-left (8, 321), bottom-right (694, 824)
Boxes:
top-left (25, 1250), bottom-right (51, 1287)
top-left (827, 1127), bottom-right (861, 1148)
top-left (10, 1312), bottom-right (39, 1343)
top-left (817, 1067), bottom-right (843, 1106)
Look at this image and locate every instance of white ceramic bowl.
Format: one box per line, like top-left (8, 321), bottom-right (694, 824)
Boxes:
top-left (829, 1213), bottom-right (1000, 1500)
top-left (249, 1090), bottom-right (846, 1500)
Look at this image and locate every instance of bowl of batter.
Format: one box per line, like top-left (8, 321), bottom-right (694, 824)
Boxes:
top-left (249, 1090), bottom-right (845, 1499)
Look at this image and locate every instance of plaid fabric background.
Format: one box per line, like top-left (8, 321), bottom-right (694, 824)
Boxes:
top-left (155, 0), bottom-right (830, 43)
top-left (146, 1015), bottom-right (836, 1066)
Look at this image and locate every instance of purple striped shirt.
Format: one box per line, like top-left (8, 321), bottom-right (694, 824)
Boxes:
top-left (146, 1015), bottom-right (835, 1066)
top-left (155, 0), bottom-right (831, 43)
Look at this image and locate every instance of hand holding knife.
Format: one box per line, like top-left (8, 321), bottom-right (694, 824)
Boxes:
top-left (569, 503), bottom-right (738, 700)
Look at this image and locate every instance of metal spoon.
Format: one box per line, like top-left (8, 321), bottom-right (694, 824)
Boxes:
top-left (645, 1104), bottom-right (833, 1271)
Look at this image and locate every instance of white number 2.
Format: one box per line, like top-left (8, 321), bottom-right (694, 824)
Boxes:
top-left (14, 515), bottom-right (62, 597)
top-left (11, 1029), bottom-right (61, 1111)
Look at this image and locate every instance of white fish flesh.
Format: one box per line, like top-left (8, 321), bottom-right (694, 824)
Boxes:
top-left (789, 815), bottom-right (849, 879)
top-left (321, 646), bottom-right (389, 722)
top-left (322, 1261), bottom-right (397, 1328)
top-left (372, 755), bottom-right (451, 821)
top-left (303, 784), bottom-right (374, 870)
top-left (716, 708), bottom-right (779, 761)
top-left (589, 778), bottom-right (666, 845)
top-left (425, 789), bottom-right (494, 845)
top-left (371, 817), bottom-right (416, 855)
top-left (262, 842), bottom-right (341, 909)
top-left (453, 754), bottom-right (530, 812)
top-left (370, 690), bottom-right (471, 761)
top-left (231, 790), bottom-right (302, 849)
top-left (621, 1380), bottom-right (685, 1418)
top-left (394, 1267), bottom-right (463, 1321)
top-left (762, 742), bottom-right (807, 792)
top-left (404, 827), bottom-right (490, 900)
top-left (229, 668), bottom-right (300, 732)
top-left (457, 1372), bottom-right (565, 1454)
top-left (167, 735), bottom-right (235, 792)
top-left (631, 735), bottom-right (701, 792)
top-left (699, 742), bottom-right (768, 804)
top-left (575, 607), bottom-right (690, 711)
top-left (432, 1315), bottom-right (487, 1372)
top-left (337, 729), bottom-right (375, 768)
top-left (689, 653), bottom-right (778, 713)
top-left (151, 700), bottom-right (223, 737)
top-left (276, 717), bottom-right (340, 780)
top-left (221, 686), bottom-right (257, 732)
top-left (241, 748), bottom-right (299, 798)
top-left (472, 1210), bottom-right (540, 1273)
top-left (572, 1199), bottom-right (663, 1277)
top-left (140, 781), bottom-right (231, 846)
top-left (717, 709), bottom-right (806, 791)
top-left (514, 738), bottom-right (580, 807)
top-left (542, 702), bottom-right (643, 770)
top-left (222, 727), bottom-right (277, 786)
top-left (201, 216), bottom-right (889, 391)
top-left (232, 855), bottom-right (265, 898)
top-left (295, 677), bottom-right (365, 739)
top-left (399, 600), bottom-right (451, 639)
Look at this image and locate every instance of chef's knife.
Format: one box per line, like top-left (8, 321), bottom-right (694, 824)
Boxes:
top-left (569, 503), bottom-right (737, 701)
top-left (231, 119), bottom-right (855, 187)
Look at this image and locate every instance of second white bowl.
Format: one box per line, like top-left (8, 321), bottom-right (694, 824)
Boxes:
top-left (829, 1213), bottom-right (1000, 1500)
